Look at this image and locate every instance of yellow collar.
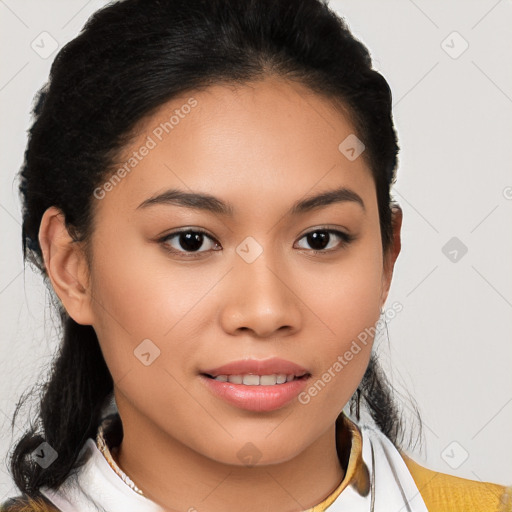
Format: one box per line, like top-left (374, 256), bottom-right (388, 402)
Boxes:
top-left (305, 412), bottom-right (370, 511)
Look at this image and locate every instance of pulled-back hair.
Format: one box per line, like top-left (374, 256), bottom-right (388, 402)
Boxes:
top-left (9, 0), bottom-right (422, 499)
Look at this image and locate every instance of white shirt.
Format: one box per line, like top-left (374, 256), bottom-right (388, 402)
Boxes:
top-left (41, 437), bottom-right (162, 512)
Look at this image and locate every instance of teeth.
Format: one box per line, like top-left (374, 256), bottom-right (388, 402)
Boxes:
top-left (212, 373), bottom-right (300, 385)
top-left (243, 374), bottom-right (260, 385)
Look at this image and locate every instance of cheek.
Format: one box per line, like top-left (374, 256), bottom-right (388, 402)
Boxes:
top-left (87, 234), bottom-right (171, 374)
top-left (305, 236), bottom-right (384, 347)
top-left (296, 238), bottom-right (383, 411)
top-left (87, 251), bottom-right (195, 423)
top-left (90, 224), bottom-right (217, 322)
top-left (87, 231), bottom-right (219, 384)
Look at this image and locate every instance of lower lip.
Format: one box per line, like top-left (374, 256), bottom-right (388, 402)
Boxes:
top-left (199, 374), bottom-right (310, 412)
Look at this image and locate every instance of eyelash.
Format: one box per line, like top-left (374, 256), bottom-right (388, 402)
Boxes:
top-left (158, 227), bottom-right (356, 259)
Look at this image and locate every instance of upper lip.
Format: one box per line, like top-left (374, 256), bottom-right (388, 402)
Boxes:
top-left (201, 357), bottom-right (310, 378)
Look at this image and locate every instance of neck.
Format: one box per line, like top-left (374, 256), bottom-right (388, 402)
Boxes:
top-left (113, 398), bottom-right (347, 511)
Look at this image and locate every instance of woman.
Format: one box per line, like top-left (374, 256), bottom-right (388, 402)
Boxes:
top-left (2, 0), bottom-right (510, 511)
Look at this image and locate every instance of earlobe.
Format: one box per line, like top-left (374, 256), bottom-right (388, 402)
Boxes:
top-left (38, 206), bottom-right (94, 325)
top-left (380, 205), bottom-right (403, 307)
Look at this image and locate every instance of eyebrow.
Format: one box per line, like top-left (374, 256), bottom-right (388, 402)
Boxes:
top-left (136, 186), bottom-right (366, 216)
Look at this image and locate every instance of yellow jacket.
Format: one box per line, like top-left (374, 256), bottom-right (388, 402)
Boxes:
top-left (403, 453), bottom-right (512, 512)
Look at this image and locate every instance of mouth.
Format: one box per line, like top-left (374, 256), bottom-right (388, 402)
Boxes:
top-left (199, 371), bottom-right (312, 412)
top-left (198, 357), bottom-right (312, 411)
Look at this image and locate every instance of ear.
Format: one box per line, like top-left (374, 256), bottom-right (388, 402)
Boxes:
top-left (380, 204), bottom-right (402, 308)
top-left (38, 206), bottom-right (95, 325)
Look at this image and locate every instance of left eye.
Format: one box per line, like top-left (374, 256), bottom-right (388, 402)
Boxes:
top-left (295, 229), bottom-right (354, 253)
top-left (159, 228), bottom-right (354, 258)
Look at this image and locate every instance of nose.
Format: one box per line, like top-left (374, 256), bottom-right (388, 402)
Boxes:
top-left (219, 253), bottom-right (302, 339)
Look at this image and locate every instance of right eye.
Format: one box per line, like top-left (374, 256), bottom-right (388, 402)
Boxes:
top-left (158, 228), bottom-right (221, 258)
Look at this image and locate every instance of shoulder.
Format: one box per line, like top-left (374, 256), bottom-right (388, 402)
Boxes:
top-left (0, 494), bottom-right (61, 512)
top-left (400, 452), bottom-right (512, 512)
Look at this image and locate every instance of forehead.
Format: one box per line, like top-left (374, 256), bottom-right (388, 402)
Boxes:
top-left (94, 76), bottom-right (375, 218)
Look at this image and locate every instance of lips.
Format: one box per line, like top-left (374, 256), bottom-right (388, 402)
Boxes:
top-left (199, 359), bottom-right (311, 412)
top-left (200, 357), bottom-right (310, 378)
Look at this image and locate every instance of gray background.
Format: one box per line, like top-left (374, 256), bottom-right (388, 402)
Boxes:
top-left (1, 0), bottom-right (511, 502)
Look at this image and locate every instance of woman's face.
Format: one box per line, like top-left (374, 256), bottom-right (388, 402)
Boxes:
top-left (71, 77), bottom-right (398, 465)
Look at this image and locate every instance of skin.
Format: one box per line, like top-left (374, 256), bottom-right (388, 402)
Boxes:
top-left (39, 76), bottom-right (402, 511)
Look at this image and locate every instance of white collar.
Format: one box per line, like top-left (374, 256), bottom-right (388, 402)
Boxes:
top-left (40, 437), bottom-right (164, 512)
top-left (325, 422), bottom-right (429, 511)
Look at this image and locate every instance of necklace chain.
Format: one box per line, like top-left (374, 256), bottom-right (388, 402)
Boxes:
top-left (96, 422), bottom-right (145, 496)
